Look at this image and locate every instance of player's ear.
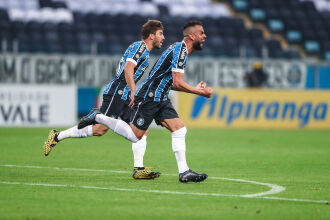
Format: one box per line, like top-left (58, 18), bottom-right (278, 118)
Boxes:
top-left (149, 33), bottom-right (155, 40)
top-left (188, 33), bottom-right (195, 41)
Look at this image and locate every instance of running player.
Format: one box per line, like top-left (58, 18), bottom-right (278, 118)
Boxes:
top-left (78, 21), bottom-right (213, 183)
top-left (43, 20), bottom-right (165, 179)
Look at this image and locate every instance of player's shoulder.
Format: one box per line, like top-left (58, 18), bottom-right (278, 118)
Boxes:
top-left (127, 41), bottom-right (148, 55)
top-left (168, 41), bottom-right (181, 50)
top-left (134, 41), bottom-right (147, 52)
top-left (172, 41), bottom-right (187, 52)
top-left (172, 41), bottom-right (188, 58)
top-left (128, 41), bottom-right (142, 48)
top-left (163, 42), bottom-right (181, 55)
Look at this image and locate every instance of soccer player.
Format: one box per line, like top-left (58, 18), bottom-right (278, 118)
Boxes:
top-left (78, 21), bottom-right (213, 183)
top-left (43, 20), bottom-right (165, 179)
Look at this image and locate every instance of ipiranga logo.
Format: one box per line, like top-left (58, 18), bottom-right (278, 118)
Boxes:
top-left (191, 94), bottom-right (328, 128)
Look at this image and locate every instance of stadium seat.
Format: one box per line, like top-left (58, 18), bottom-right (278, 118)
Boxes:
top-left (305, 40), bottom-right (320, 55)
top-left (286, 30), bottom-right (302, 44)
top-left (237, 0), bottom-right (330, 59)
top-left (2, 0), bottom-right (327, 59)
top-left (232, 0), bottom-right (248, 12)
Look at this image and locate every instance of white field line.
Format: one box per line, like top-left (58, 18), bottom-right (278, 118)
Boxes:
top-left (0, 180), bottom-right (328, 205)
top-left (259, 196), bottom-right (329, 204)
top-left (0, 180), bottom-right (237, 197)
top-left (1, 164), bottom-right (284, 197)
top-left (210, 177), bottom-right (286, 197)
top-left (1, 164), bottom-right (328, 204)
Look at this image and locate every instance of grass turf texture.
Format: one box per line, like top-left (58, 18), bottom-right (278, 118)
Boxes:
top-left (0, 127), bottom-right (329, 220)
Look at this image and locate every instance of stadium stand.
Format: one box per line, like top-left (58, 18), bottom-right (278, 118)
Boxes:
top-left (223, 0), bottom-right (330, 60)
top-left (0, 0), bottom-right (329, 60)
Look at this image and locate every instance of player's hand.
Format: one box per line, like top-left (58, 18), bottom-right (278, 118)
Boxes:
top-left (129, 92), bottom-right (135, 108)
top-left (202, 87), bottom-right (213, 98)
top-left (196, 81), bottom-right (206, 89)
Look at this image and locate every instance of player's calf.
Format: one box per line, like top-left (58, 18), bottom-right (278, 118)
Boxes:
top-left (92, 124), bottom-right (109, 136)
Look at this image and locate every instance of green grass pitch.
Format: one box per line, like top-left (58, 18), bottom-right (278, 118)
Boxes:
top-left (0, 127), bottom-right (329, 220)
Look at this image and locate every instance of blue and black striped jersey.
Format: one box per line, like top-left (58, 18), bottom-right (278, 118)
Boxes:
top-left (103, 41), bottom-right (149, 100)
top-left (135, 41), bottom-right (188, 101)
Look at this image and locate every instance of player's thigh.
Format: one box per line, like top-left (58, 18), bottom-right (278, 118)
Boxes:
top-left (156, 100), bottom-right (183, 132)
top-left (161, 118), bottom-right (184, 132)
top-left (92, 124), bottom-right (109, 136)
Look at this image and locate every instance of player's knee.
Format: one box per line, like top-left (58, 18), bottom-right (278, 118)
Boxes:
top-left (134, 133), bottom-right (144, 141)
top-left (130, 125), bottom-right (146, 142)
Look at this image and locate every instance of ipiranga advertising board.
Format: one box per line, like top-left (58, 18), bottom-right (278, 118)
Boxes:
top-left (178, 89), bottom-right (330, 129)
top-left (0, 85), bottom-right (77, 126)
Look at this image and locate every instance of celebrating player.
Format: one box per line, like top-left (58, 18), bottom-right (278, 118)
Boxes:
top-left (43, 20), bottom-right (165, 179)
top-left (78, 21), bottom-right (213, 183)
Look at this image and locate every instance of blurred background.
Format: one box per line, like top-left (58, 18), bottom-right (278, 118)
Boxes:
top-left (0, 0), bottom-right (330, 129)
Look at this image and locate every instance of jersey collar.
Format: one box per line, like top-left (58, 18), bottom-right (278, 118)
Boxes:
top-left (142, 40), bottom-right (150, 52)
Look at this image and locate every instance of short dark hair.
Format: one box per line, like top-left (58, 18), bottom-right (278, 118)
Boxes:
top-left (183, 20), bottom-right (203, 31)
top-left (141, 20), bottom-right (163, 40)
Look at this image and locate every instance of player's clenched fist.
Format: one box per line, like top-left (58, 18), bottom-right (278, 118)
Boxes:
top-left (202, 87), bottom-right (213, 98)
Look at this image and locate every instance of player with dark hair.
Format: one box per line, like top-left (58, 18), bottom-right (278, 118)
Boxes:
top-left (78, 21), bottom-right (213, 183)
top-left (43, 20), bottom-right (165, 179)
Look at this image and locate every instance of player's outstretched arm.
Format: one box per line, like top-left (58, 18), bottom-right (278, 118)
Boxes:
top-left (172, 72), bottom-right (213, 98)
top-left (124, 61), bottom-right (137, 107)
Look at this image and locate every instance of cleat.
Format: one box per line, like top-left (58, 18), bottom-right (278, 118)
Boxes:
top-left (179, 169), bottom-right (208, 183)
top-left (78, 108), bottom-right (101, 129)
top-left (43, 129), bottom-right (59, 156)
top-left (132, 167), bottom-right (161, 179)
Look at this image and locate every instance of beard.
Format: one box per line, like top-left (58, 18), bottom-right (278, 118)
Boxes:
top-left (193, 41), bottom-right (203, 50)
top-left (153, 40), bottom-right (162, 49)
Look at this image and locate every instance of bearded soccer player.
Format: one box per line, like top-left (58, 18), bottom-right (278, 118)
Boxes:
top-left (43, 20), bottom-right (165, 179)
top-left (78, 21), bottom-right (213, 183)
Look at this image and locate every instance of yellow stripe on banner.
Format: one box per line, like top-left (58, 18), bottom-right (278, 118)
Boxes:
top-left (178, 89), bottom-right (330, 129)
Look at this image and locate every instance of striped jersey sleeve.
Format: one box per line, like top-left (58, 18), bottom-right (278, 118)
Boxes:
top-left (171, 42), bottom-right (188, 74)
top-left (126, 41), bottom-right (148, 66)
